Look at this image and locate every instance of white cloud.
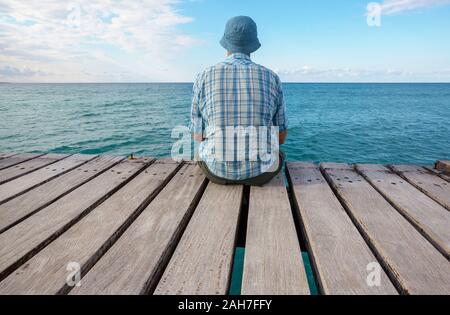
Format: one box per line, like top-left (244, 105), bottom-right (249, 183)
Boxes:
top-left (276, 66), bottom-right (407, 78)
top-left (0, 65), bottom-right (51, 77)
top-left (376, 0), bottom-right (450, 15)
top-left (0, 0), bottom-right (199, 82)
top-left (275, 66), bottom-right (449, 82)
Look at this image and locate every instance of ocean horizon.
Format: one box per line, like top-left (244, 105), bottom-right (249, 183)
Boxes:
top-left (2, 81), bottom-right (450, 84)
top-left (1, 82), bottom-right (449, 165)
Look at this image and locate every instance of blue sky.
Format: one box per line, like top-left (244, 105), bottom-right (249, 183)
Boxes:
top-left (1, 0), bottom-right (450, 82)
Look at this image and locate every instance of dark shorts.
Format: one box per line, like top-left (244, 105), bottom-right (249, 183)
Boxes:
top-left (198, 152), bottom-right (285, 187)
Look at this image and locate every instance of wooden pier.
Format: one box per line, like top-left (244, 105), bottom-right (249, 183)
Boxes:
top-left (0, 152), bottom-right (449, 295)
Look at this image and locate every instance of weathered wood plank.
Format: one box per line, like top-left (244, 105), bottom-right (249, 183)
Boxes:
top-left (321, 163), bottom-right (450, 294)
top-left (390, 165), bottom-right (450, 211)
top-left (154, 183), bottom-right (244, 295)
top-left (0, 153), bottom-right (44, 171)
top-left (0, 154), bottom-right (95, 204)
top-left (356, 164), bottom-right (450, 259)
top-left (0, 156), bottom-right (123, 233)
top-left (0, 158), bottom-right (152, 281)
top-left (71, 164), bottom-right (207, 295)
top-left (436, 160), bottom-right (450, 175)
top-left (242, 173), bottom-right (310, 295)
top-left (0, 153), bottom-right (18, 160)
top-left (0, 160), bottom-right (179, 294)
top-left (320, 162), bottom-right (353, 170)
top-left (286, 163), bottom-right (397, 295)
top-left (424, 166), bottom-right (450, 182)
top-left (0, 153), bottom-right (69, 184)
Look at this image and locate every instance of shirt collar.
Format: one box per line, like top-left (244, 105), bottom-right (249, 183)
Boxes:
top-left (227, 53), bottom-right (251, 61)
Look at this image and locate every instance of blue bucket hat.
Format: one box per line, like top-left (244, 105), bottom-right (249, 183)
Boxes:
top-left (220, 16), bottom-right (261, 55)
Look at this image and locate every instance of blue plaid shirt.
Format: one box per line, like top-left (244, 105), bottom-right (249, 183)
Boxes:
top-left (190, 53), bottom-right (288, 180)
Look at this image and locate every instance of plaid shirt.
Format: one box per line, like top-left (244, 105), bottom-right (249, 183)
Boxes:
top-left (190, 53), bottom-right (288, 180)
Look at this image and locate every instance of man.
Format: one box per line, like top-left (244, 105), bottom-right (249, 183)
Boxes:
top-left (190, 16), bottom-right (288, 186)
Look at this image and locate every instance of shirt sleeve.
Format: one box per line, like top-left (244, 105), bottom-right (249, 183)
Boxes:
top-left (272, 76), bottom-right (288, 132)
top-left (189, 73), bottom-right (204, 135)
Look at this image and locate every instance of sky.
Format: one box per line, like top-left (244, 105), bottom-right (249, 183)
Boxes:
top-left (1, 0), bottom-right (450, 83)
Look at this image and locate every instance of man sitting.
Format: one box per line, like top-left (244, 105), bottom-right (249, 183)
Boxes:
top-left (190, 16), bottom-right (288, 186)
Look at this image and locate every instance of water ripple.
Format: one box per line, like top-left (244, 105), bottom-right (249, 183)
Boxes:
top-left (0, 83), bottom-right (449, 164)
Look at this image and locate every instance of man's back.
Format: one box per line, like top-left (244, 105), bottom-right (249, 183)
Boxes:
top-left (191, 53), bottom-right (287, 180)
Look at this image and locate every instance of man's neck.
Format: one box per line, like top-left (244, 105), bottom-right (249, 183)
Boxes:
top-left (227, 51), bottom-right (250, 57)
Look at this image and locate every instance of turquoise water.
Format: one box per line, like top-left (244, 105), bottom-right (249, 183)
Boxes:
top-left (0, 83), bottom-right (449, 164)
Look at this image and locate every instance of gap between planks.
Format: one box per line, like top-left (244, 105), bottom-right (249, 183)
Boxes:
top-left (388, 165), bottom-right (450, 211)
top-left (0, 154), bottom-right (98, 206)
top-left (320, 163), bottom-right (450, 294)
top-left (286, 163), bottom-right (397, 295)
top-left (0, 153), bottom-right (46, 171)
top-left (355, 164), bottom-right (450, 260)
top-left (0, 160), bottom-right (184, 294)
top-left (0, 153), bottom-right (70, 185)
top-left (70, 163), bottom-right (208, 295)
top-left (0, 158), bottom-right (154, 282)
top-left (0, 155), bottom-right (125, 234)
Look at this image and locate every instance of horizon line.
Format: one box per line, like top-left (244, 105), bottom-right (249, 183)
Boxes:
top-left (2, 81), bottom-right (450, 84)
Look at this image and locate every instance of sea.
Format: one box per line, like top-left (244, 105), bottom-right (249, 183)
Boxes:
top-left (0, 83), bottom-right (449, 165)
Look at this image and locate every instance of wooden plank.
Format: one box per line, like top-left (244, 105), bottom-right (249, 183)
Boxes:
top-left (0, 158), bottom-right (152, 281)
top-left (0, 153), bottom-right (18, 160)
top-left (320, 162), bottom-right (353, 170)
top-left (436, 160), bottom-right (450, 175)
top-left (424, 166), bottom-right (450, 182)
top-left (0, 155), bottom-right (123, 233)
top-left (390, 165), bottom-right (450, 211)
top-left (0, 153), bottom-right (44, 170)
top-left (0, 154), bottom-right (95, 204)
top-left (154, 183), bottom-right (244, 295)
top-left (356, 164), bottom-right (450, 259)
top-left (0, 153), bottom-right (69, 184)
top-left (242, 173), bottom-right (310, 295)
top-left (71, 164), bottom-right (207, 295)
top-left (321, 163), bottom-right (450, 294)
top-left (286, 163), bottom-right (397, 295)
top-left (0, 160), bottom-right (180, 294)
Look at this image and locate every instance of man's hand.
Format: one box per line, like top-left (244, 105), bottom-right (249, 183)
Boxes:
top-left (194, 133), bottom-right (204, 142)
top-left (279, 130), bottom-right (288, 145)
